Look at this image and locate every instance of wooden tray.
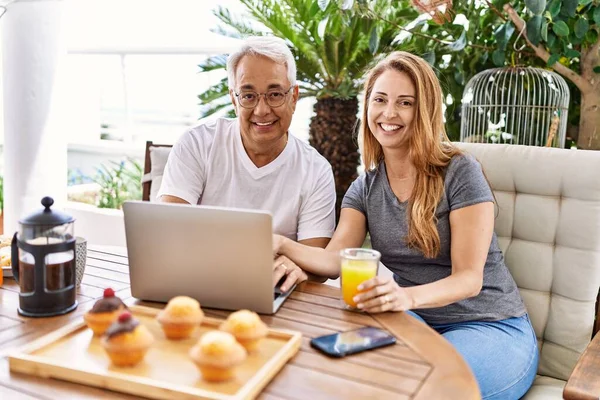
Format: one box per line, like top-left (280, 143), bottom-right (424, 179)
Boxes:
top-left (8, 305), bottom-right (302, 400)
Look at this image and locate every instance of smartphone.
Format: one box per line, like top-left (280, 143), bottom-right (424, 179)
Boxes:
top-left (310, 326), bottom-right (397, 358)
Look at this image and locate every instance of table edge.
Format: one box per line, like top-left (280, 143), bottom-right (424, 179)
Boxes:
top-left (299, 282), bottom-right (481, 400)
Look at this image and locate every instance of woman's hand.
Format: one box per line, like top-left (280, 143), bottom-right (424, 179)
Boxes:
top-left (353, 277), bottom-right (414, 313)
top-left (273, 255), bottom-right (308, 293)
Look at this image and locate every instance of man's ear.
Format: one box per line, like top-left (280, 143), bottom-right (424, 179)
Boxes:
top-left (290, 85), bottom-right (300, 112)
top-left (229, 89), bottom-right (238, 116)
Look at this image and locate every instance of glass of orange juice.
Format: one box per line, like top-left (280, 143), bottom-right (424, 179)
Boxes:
top-left (340, 248), bottom-right (381, 310)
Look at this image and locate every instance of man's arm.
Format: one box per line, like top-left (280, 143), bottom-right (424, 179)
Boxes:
top-left (292, 163), bottom-right (336, 283)
top-left (156, 131), bottom-right (206, 204)
top-left (295, 164), bottom-right (336, 245)
top-left (159, 195), bottom-right (190, 204)
top-left (298, 237), bottom-right (331, 282)
top-left (299, 237), bottom-right (330, 248)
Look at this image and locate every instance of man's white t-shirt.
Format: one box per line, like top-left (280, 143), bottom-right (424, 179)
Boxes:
top-left (157, 118), bottom-right (336, 241)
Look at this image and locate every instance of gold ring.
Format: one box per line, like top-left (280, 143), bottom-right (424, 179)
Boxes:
top-left (280, 263), bottom-right (287, 271)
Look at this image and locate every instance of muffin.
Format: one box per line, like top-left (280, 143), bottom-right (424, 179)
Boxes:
top-left (189, 331), bottom-right (247, 382)
top-left (0, 245), bottom-right (11, 267)
top-left (101, 311), bottom-right (154, 367)
top-left (84, 288), bottom-right (127, 335)
top-left (156, 296), bottom-right (204, 340)
top-left (220, 310), bottom-right (268, 352)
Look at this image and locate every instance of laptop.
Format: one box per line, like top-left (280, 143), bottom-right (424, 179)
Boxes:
top-left (122, 201), bottom-right (295, 314)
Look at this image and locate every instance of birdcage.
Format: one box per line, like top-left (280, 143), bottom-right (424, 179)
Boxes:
top-left (460, 67), bottom-right (570, 147)
top-left (411, 0), bottom-right (453, 24)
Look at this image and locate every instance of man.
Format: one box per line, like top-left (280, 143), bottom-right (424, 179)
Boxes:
top-left (158, 36), bottom-right (336, 292)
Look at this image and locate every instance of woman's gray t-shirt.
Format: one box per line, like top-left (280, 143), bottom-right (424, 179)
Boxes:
top-left (342, 153), bottom-right (526, 325)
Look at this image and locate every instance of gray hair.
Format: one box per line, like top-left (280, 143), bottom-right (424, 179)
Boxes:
top-left (226, 36), bottom-right (297, 90)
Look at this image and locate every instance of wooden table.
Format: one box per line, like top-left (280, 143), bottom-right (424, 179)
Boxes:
top-left (0, 246), bottom-right (480, 399)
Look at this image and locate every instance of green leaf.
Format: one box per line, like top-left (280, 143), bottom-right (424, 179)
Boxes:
top-left (369, 26), bottom-right (379, 55)
top-left (492, 49), bottom-right (505, 66)
top-left (594, 66), bottom-right (600, 74)
top-left (468, 52), bottom-right (481, 71)
top-left (541, 20), bottom-right (549, 41)
top-left (526, 0), bottom-right (546, 15)
top-left (198, 78), bottom-right (230, 104)
top-left (308, 0), bottom-right (322, 16)
top-left (340, 0), bottom-right (354, 10)
top-left (447, 30), bottom-right (467, 52)
top-left (552, 21), bottom-right (569, 36)
top-left (594, 6), bottom-right (600, 25)
top-left (318, 0), bottom-right (330, 11)
top-left (569, 34), bottom-right (584, 45)
top-left (481, 52), bottom-right (489, 65)
top-left (199, 100), bottom-right (233, 119)
top-left (454, 68), bottom-right (464, 86)
top-left (212, 6), bottom-right (263, 38)
top-left (494, 24), bottom-right (507, 50)
top-left (494, 22), bottom-right (515, 51)
top-left (548, 0), bottom-right (561, 18)
top-left (565, 49), bottom-right (580, 58)
top-left (564, 0), bottom-right (578, 17)
top-left (198, 55), bottom-right (228, 73)
top-left (547, 32), bottom-right (557, 47)
top-left (422, 51), bottom-right (436, 65)
top-left (586, 29), bottom-right (599, 44)
top-left (579, 0), bottom-right (593, 6)
top-left (547, 53), bottom-right (560, 66)
top-left (527, 15), bottom-right (543, 45)
top-left (574, 18), bottom-right (589, 38)
top-left (504, 23), bottom-right (516, 42)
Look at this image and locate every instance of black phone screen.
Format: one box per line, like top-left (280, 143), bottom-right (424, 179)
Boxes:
top-left (310, 326), bottom-right (397, 357)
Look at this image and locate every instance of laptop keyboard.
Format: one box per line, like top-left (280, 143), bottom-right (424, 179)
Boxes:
top-left (274, 276), bottom-right (286, 300)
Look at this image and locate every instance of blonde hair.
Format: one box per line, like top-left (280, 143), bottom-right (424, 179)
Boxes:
top-left (361, 51), bottom-right (461, 258)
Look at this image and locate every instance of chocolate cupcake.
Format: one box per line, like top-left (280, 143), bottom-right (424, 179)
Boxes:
top-left (84, 288), bottom-right (127, 335)
top-left (101, 311), bottom-right (154, 367)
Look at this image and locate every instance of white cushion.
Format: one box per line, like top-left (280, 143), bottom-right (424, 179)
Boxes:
top-left (148, 146), bottom-right (172, 202)
top-left (521, 375), bottom-right (565, 400)
top-left (457, 143), bottom-right (600, 384)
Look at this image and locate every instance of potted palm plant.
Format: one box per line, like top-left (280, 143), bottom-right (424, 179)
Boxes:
top-left (197, 0), bottom-right (417, 216)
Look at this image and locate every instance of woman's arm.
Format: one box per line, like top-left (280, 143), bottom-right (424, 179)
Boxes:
top-left (355, 202), bottom-right (493, 312)
top-left (275, 208), bottom-right (368, 279)
top-left (404, 201), bottom-right (492, 308)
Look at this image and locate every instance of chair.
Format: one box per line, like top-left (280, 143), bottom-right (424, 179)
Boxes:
top-left (456, 143), bottom-right (600, 399)
top-left (141, 141), bottom-right (173, 202)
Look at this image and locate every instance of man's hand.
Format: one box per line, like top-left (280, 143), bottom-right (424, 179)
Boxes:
top-left (273, 255), bottom-right (308, 293)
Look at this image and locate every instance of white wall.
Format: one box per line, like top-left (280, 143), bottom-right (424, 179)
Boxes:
top-left (66, 201), bottom-right (125, 247)
top-left (1, 0), bottom-right (69, 234)
top-left (67, 142), bottom-right (144, 179)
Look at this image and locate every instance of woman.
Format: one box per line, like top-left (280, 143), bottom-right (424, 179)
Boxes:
top-left (274, 52), bottom-right (538, 399)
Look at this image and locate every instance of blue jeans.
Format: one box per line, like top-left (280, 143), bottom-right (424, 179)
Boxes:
top-left (407, 311), bottom-right (539, 399)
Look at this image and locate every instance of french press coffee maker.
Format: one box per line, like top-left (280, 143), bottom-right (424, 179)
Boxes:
top-left (11, 196), bottom-right (78, 317)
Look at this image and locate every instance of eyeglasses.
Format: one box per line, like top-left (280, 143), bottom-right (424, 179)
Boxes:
top-left (234, 86), bottom-right (293, 109)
